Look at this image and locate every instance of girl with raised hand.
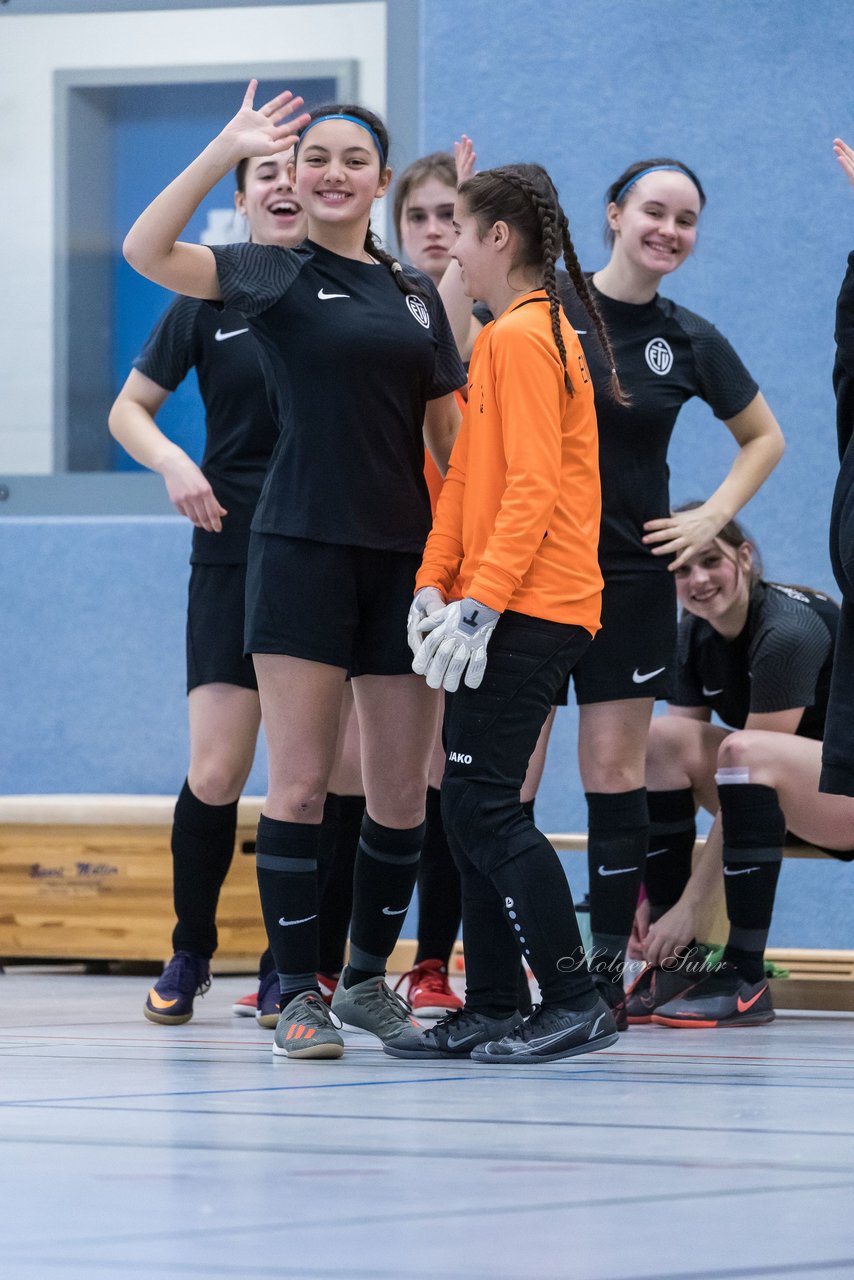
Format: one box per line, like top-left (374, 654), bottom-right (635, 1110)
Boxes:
top-left (110, 147), bottom-right (307, 1028)
top-left (631, 511), bottom-right (847, 1028)
top-left (124, 83), bottom-right (465, 1060)
top-left (389, 163), bottom-right (623, 1065)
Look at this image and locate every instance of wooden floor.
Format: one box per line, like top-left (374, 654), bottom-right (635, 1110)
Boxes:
top-left (2, 968), bottom-right (854, 1279)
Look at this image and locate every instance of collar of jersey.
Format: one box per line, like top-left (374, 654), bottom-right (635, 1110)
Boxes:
top-left (494, 289), bottom-right (549, 322)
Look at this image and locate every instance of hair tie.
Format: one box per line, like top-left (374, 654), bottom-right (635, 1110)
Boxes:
top-left (391, 260), bottom-right (403, 274)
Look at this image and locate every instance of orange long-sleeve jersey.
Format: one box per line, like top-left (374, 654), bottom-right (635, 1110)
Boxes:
top-left (415, 290), bottom-right (602, 633)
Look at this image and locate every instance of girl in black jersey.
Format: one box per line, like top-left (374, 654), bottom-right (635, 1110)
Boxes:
top-left (110, 147), bottom-right (307, 1027)
top-left (630, 511), bottom-right (849, 1028)
top-left (124, 84), bottom-right (465, 1061)
top-left (559, 159), bottom-right (785, 1026)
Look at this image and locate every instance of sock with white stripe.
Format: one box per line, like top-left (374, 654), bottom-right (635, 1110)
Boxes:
top-left (255, 814), bottom-right (321, 997)
top-left (344, 813), bottom-right (424, 987)
top-left (586, 788), bottom-right (649, 985)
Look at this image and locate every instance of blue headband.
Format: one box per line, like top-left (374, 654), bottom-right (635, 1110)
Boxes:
top-left (613, 164), bottom-right (693, 205)
top-left (295, 113), bottom-right (387, 166)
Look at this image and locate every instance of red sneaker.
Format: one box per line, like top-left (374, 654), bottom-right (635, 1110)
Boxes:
top-left (396, 959), bottom-right (463, 1017)
top-left (232, 990), bottom-right (257, 1017)
top-left (317, 973), bottom-right (339, 1007)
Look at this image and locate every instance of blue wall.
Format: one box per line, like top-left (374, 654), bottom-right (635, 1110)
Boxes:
top-left (2, 0), bottom-right (852, 949)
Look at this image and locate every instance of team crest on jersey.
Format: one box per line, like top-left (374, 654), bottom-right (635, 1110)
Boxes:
top-left (406, 295), bottom-right (431, 329)
top-left (645, 337), bottom-right (673, 375)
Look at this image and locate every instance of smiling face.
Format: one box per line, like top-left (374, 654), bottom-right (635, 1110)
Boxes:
top-left (675, 538), bottom-right (753, 629)
top-left (235, 154), bottom-right (307, 247)
top-left (290, 119), bottom-right (391, 229)
top-left (607, 170), bottom-right (701, 279)
top-left (399, 175), bottom-right (457, 283)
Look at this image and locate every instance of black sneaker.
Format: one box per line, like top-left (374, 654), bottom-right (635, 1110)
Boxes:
top-left (652, 962), bottom-right (775, 1028)
top-left (255, 969), bottom-right (281, 1029)
top-left (592, 975), bottom-right (628, 1031)
top-left (625, 962), bottom-right (705, 1024)
top-left (470, 995), bottom-right (619, 1064)
top-left (383, 1006), bottom-right (523, 1059)
top-left (143, 951), bottom-right (211, 1025)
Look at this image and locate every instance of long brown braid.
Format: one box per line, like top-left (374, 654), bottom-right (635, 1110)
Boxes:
top-left (460, 164), bottom-right (626, 402)
top-left (557, 210), bottom-right (626, 404)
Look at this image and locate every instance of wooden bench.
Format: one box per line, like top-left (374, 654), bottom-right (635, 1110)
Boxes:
top-left (1, 799), bottom-right (851, 1008)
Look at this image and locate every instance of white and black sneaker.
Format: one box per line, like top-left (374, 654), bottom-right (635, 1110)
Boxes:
top-left (383, 1006), bottom-right (523, 1059)
top-left (470, 995), bottom-right (619, 1064)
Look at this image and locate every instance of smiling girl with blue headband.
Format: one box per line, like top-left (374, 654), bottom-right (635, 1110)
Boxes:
top-left (123, 82), bottom-right (466, 1060)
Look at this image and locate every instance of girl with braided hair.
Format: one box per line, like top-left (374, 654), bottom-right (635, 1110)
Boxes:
top-left (389, 163), bottom-right (623, 1064)
top-left (124, 83), bottom-right (466, 1060)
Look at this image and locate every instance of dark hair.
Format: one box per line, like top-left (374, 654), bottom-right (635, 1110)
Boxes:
top-left (392, 151), bottom-right (457, 247)
top-left (604, 157), bottom-right (706, 247)
top-left (459, 163), bottom-right (625, 402)
top-left (292, 103), bottom-right (426, 300)
top-left (235, 157), bottom-right (250, 193)
top-left (673, 501), bottom-right (763, 584)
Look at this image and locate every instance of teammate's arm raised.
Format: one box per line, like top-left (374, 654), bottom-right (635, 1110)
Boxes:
top-left (123, 82), bottom-right (308, 299)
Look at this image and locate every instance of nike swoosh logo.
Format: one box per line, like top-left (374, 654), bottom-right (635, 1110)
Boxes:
top-left (278, 913), bottom-right (318, 926)
top-left (504, 1022), bottom-right (592, 1054)
top-left (574, 329), bottom-right (587, 335)
top-left (446, 1033), bottom-right (480, 1050)
top-left (702, 686), bottom-right (724, 696)
top-left (646, 847), bottom-right (669, 858)
top-left (214, 327), bottom-right (249, 341)
top-left (737, 985), bottom-right (768, 1013)
top-left (632, 667), bottom-right (666, 684)
top-left (723, 867), bottom-right (760, 876)
top-left (382, 906), bottom-right (408, 916)
top-left (147, 990), bottom-right (178, 1010)
top-left (598, 864), bottom-right (639, 876)
top-left (317, 288), bottom-right (351, 300)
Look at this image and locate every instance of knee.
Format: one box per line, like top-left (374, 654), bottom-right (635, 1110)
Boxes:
top-left (188, 758), bottom-right (250, 806)
top-left (369, 776), bottom-right (427, 830)
top-left (441, 773), bottom-right (519, 873)
top-left (268, 777), bottom-right (328, 824)
top-left (717, 731), bottom-right (763, 774)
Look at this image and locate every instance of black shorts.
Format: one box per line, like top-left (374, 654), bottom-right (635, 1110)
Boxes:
top-left (186, 563), bottom-right (258, 694)
top-left (553, 570), bottom-right (677, 706)
top-left (245, 532), bottom-right (419, 676)
top-left (785, 830), bottom-right (854, 862)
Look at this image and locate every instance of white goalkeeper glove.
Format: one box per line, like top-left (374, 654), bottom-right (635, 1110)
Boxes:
top-left (411, 597), bottom-right (500, 692)
top-left (406, 586), bottom-right (447, 656)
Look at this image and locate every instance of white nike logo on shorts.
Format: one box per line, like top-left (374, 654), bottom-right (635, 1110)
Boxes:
top-left (382, 906), bottom-right (408, 915)
top-left (703, 685), bottom-right (724, 696)
top-left (598, 865), bottom-right (639, 876)
top-left (317, 288), bottom-right (351, 300)
top-left (214, 327), bottom-right (249, 341)
top-left (278, 913), bottom-right (318, 926)
top-left (632, 667), bottom-right (666, 684)
top-left (646, 848), bottom-right (669, 858)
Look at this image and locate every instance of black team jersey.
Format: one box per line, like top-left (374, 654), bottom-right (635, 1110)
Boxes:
top-left (210, 239), bottom-right (466, 554)
top-left (559, 281), bottom-right (759, 574)
top-left (133, 298), bottom-right (277, 566)
top-left (670, 581), bottom-right (839, 740)
top-left (478, 276), bottom-right (759, 575)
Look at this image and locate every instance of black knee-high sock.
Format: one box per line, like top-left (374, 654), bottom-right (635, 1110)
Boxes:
top-left (255, 814), bottom-right (321, 1002)
top-left (344, 813), bottom-right (424, 986)
top-left (718, 780), bottom-right (785, 983)
top-left (415, 786), bottom-right (462, 967)
top-left (171, 779), bottom-right (238, 958)
top-left (645, 788), bottom-right (697, 920)
top-left (317, 793), bottom-right (363, 976)
top-left (587, 788), bottom-right (649, 984)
